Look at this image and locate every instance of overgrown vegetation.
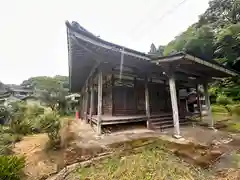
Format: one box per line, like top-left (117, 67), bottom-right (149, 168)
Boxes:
top-left (7, 102), bottom-right (45, 135)
top-left (40, 111), bottom-right (61, 149)
top-left (76, 141), bottom-right (210, 180)
top-left (0, 155), bottom-right (25, 180)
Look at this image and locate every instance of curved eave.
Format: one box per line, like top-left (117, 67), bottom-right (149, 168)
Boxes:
top-left (66, 21), bottom-right (162, 92)
top-left (153, 52), bottom-right (239, 77)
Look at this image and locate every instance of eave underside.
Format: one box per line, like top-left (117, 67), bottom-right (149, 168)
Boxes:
top-left (66, 22), bottom-right (238, 93)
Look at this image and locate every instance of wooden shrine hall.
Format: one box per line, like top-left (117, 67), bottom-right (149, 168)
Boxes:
top-left (66, 21), bottom-right (238, 137)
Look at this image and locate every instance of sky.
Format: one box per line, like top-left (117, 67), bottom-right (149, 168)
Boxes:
top-left (0, 0), bottom-right (210, 84)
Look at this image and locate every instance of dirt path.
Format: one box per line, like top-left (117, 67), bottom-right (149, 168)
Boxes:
top-left (13, 134), bottom-right (60, 180)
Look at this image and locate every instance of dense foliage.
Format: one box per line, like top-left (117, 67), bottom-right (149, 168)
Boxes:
top-left (0, 155), bottom-right (25, 180)
top-left (8, 102), bottom-right (44, 135)
top-left (40, 112), bottom-right (61, 149)
top-left (151, 0), bottom-right (240, 100)
top-left (21, 75), bottom-right (72, 115)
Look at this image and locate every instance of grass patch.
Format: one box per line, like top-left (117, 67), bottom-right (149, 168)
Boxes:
top-left (212, 111), bottom-right (240, 132)
top-left (225, 121), bottom-right (240, 133)
top-left (75, 141), bottom-right (210, 180)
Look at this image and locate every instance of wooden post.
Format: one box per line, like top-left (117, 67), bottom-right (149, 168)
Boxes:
top-left (81, 94), bottom-right (85, 120)
top-left (89, 83), bottom-right (94, 126)
top-left (196, 84), bottom-right (202, 120)
top-left (169, 75), bottom-right (181, 138)
top-left (84, 88), bottom-right (89, 123)
top-left (82, 91), bottom-right (86, 120)
top-left (145, 76), bottom-right (151, 129)
top-left (111, 73), bottom-right (114, 115)
top-left (203, 83), bottom-right (214, 128)
top-left (97, 71), bottom-right (103, 135)
top-left (164, 80), bottom-right (168, 111)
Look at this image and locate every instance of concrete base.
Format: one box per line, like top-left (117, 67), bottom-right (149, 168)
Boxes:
top-left (173, 134), bottom-right (182, 139)
top-left (208, 126), bottom-right (218, 132)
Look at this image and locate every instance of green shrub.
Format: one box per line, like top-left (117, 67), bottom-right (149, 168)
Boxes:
top-left (7, 102), bottom-right (44, 135)
top-left (0, 125), bottom-right (14, 134)
top-left (216, 95), bottom-right (234, 114)
top-left (9, 118), bottom-right (32, 135)
top-left (211, 105), bottom-right (228, 113)
top-left (27, 105), bottom-right (44, 119)
top-left (0, 155), bottom-right (25, 180)
top-left (0, 105), bottom-right (10, 122)
top-left (0, 133), bottom-right (22, 155)
top-left (216, 95), bottom-right (233, 106)
top-left (0, 133), bottom-right (22, 146)
top-left (232, 105), bottom-right (240, 116)
top-left (0, 144), bottom-right (13, 155)
top-left (40, 112), bottom-right (61, 149)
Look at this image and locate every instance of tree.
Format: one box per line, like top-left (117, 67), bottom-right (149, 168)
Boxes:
top-left (198, 0), bottom-right (240, 28)
top-left (215, 24), bottom-right (240, 67)
top-left (21, 76), bottom-right (69, 92)
top-left (154, 0), bottom-right (240, 101)
top-left (21, 76), bottom-right (69, 114)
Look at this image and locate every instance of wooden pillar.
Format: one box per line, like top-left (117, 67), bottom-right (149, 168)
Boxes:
top-left (196, 84), bottom-right (202, 120)
top-left (203, 83), bottom-right (214, 128)
top-left (97, 71), bottom-right (103, 135)
top-left (164, 80), bottom-right (168, 111)
top-left (145, 76), bottom-right (151, 129)
top-left (111, 73), bottom-right (114, 115)
top-left (169, 75), bottom-right (181, 138)
top-left (89, 83), bottom-right (94, 126)
top-left (84, 88), bottom-right (89, 123)
top-left (81, 94), bottom-right (85, 119)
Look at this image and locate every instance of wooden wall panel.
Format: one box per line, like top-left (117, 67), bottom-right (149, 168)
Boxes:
top-left (113, 86), bottom-right (136, 115)
top-left (135, 80), bottom-right (145, 114)
top-left (102, 74), bottom-right (113, 115)
top-left (149, 83), bottom-right (168, 114)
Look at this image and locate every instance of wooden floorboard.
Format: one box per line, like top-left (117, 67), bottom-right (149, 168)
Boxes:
top-left (87, 113), bottom-right (174, 125)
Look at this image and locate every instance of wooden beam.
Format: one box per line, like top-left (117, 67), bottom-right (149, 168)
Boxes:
top-left (89, 82), bottom-right (94, 126)
top-left (66, 27), bottom-right (73, 90)
top-left (164, 80), bottom-right (168, 111)
top-left (119, 49), bottom-right (125, 80)
top-left (185, 54), bottom-right (237, 76)
top-left (169, 75), bottom-right (181, 138)
top-left (80, 95), bottom-right (85, 119)
top-left (203, 83), bottom-right (214, 128)
top-left (145, 76), bottom-right (151, 129)
top-left (97, 71), bottom-right (103, 135)
top-left (111, 72), bottom-right (114, 115)
top-left (196, 84), bottom-right (202, 120)
top-left (84, 87), bottom-right (89, 122)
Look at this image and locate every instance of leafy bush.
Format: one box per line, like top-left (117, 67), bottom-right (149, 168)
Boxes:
top-left (0, 155), bottom-right (25, 180)
top-left (216, 95), bottom-right (233, 106)
top-left (26, 105), bottom-right (44, 119)
top-left (0, 132), bottom-right (22, 155)
top-left (0, 145), bottom-right (13, 155)
top-left (7, 102), bottom-right (44, 135)
top-left (40, 112), bottom-right (61, 149)
top-left (211, 105), bottom-right (228, 113)
top-left (216, 95), bottom-right (234, 114)
top-left (0, 125), bottom-right (13, 134)
top-left (232, 105), bottom-right (240, 116)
